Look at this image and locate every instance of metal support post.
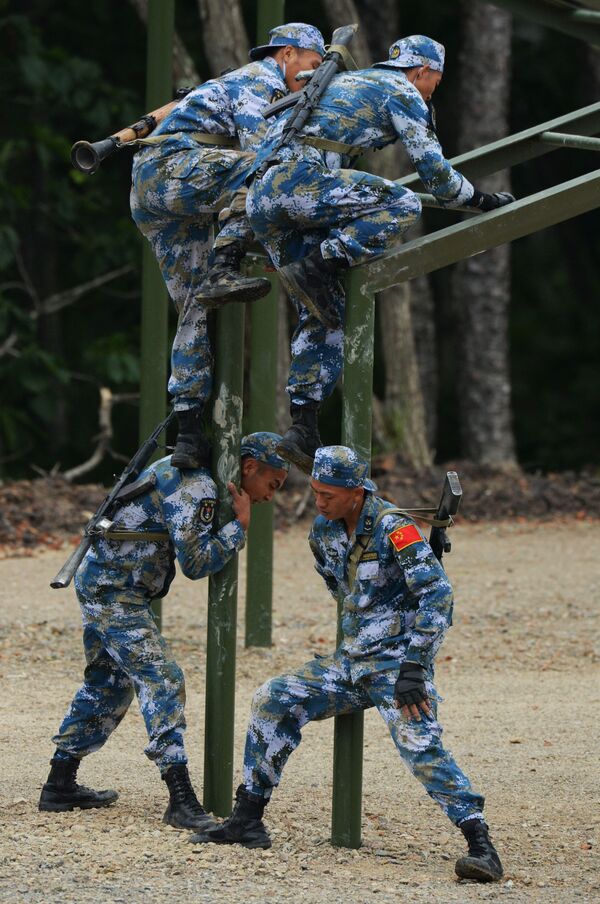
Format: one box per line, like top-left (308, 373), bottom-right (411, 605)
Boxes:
top-left (245, 262), bottom-right (278, 647)
top-left (139, 0), bottom-right (174, 630)
top-left (203, 303), bottom-right (245, 818)
top-left (331, 269), bottom-right (375, 848)
top-left (244, 0), bottom-right (285, 647)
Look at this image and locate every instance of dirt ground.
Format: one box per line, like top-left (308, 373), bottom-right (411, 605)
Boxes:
top-left (0, 520), bottom-right (599, 904)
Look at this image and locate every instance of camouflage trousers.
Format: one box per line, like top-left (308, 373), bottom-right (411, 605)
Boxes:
top-left (246, 160), bottom-right (421, 405)
top-left (52, 594), bottom-right (187, 774)
top-left (242, 653), bottom-right (485, 826)
top-left (130, 144), bottom-right (253, 410)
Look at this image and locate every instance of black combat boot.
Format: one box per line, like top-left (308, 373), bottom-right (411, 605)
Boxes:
top-left (455, 819), bottom-right (504, 882)
top-left (195, 243), bottom-right (271, 307)
top-left (276, 401), bottom-right (322, 474)
top-left (162, 764), bottom-right (216, 831)
top-left (171, 408), bottom-right (210, 470)
top-left (39, 755), bottom-right (119, 812)
top-left (188, 784), bottom-right (271, 849)
top-left (279, 246), bottom-right (347, 329)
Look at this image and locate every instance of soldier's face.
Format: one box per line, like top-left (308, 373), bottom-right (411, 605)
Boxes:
top-left (410, 65), bottom-right (442, 102)
top-left (310, 479), bottom-right (364, 521)
top-left (282, 47), bottom-right (323, 92)
top-left (241, 459), bottom-right (288, 503)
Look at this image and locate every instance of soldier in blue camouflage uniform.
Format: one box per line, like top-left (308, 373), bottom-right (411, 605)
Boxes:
top-left (130, 24), bottom-right (325, 469)
top-left (191, 446), bottom-right (504, 883)
top-left (39, 433), bottom-right (289, 831)
top-left (237, 36), bottom-right (514, 473)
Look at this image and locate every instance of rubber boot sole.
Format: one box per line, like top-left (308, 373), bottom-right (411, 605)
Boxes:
top-left (39, 792), bottom-right (119, 813)
top-left (163, 811), bottom-right (217, 832)
top-left (455, 858), bottom-right (503, 882)
top-left (276, 438), bottom-right (315, 475)
top-left (188, 832), bottom-right (271, 850)
top-left (198, 279), bottom-right (271, 309)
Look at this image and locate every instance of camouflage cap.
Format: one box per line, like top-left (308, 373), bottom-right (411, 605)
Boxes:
top-left (373, 35), bottom-right (445, 73)
top-left (241, 432), bottom-right (290, 472)
top-left (311, 445), bottom-right (377, 492)
top-left (249, 23), bottom-right (326, 62)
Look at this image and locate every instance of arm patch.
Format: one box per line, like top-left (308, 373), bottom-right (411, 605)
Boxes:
top-left (198, 498), bottom-right (217, 525)
top-left (389, 524), bottom-right (423, 553)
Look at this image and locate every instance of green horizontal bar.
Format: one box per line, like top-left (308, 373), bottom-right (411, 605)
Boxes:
top-left (398, 102), bottom-right (600, 189)
top-left (540, 131), bottom-right (600, 150)
top-left (482, 0), bottom-right (600, 44)
top-left (364, 168), bottom-right (600, 292)
top-left (572, 9), bottom-right (600, 23)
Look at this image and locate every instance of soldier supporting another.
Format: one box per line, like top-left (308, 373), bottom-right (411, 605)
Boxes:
top-left (39, 434), bottom-right (289, 831)
top-left (212, 35), bottom-right (513, 473)
top-left (190, 446), bottom-right (504, 883)
top-left (130, 24), bottom-right (324, 469)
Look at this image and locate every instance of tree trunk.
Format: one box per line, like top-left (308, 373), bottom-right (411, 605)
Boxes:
top-left (454, 2), bottom-right (517, 468)
top-left (196, 0), bottom-right (249, 78)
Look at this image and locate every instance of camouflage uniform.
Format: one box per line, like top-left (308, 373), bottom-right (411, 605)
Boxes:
top-left (52, 455), bottom-right (245, 773)
top-left (246, 36), bottom-right (473, 406)
top-left (241, 446), bottom-right (485, 827)
top-left (130, 23), bottom-right (325, 413)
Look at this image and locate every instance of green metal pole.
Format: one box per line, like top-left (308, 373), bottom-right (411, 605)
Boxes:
top-left (243, 0), bottom-right (285, 647)
top-left (203, 303), bottom-right (245, 817)
top-left (139, 0), bottom-right (174, 630)
top-left (331, 269), bottom-right (375, 848)
top-left (245, 263), bottom-right (278, 646)
top-left (257, 0), bottom-right (285, 42)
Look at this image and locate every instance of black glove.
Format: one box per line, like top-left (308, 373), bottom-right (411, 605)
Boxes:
top-left (467, 188), bottom-right (516, 212)
top-left (394, 662), bottom-right (429, 708)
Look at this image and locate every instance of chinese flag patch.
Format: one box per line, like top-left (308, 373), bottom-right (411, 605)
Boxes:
top-left (389, 524), bottom-right (422, 552)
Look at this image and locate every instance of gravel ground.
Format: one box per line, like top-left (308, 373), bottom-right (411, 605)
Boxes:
top-left (0, 520), bottom-right (599, 904)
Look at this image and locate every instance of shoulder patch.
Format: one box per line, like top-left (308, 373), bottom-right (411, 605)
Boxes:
top-left (389, 524), bottom-right (422, 553)
top-left (271, 88), bottom-right (286, 103)
top-left (198, 498), bottom-right (217, 525)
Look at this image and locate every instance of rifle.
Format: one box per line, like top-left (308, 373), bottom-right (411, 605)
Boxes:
top-left (428, 471), bottom-right (462, 563)
top-left (50, 411), bottom-right (176, 589)
top-left (255, 23), bottom-right (358, 175)
top-left (70, 87), bottom-right (193, 175)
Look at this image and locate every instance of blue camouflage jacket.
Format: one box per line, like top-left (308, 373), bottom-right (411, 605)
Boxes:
top-left (308, 493), bottom-right (454, 678)
top-left (75, 456), bottom-right (245, 606)
top-left (253, 67), bottom-right (474, 207)
top-left (149, 57), bottom-right (289, 155)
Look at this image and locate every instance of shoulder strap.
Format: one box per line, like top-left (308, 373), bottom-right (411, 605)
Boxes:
top-left (346, 503), bottom-right (405, 588)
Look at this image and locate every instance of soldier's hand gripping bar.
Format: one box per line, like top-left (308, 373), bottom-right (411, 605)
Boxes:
top-left (70, 87), bottom-right (193, 175)
top-left (50, 411), bottom-right (176, 589)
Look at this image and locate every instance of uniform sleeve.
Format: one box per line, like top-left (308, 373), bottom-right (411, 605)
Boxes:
top-left (387, 92), bottom-right (474, 208)
top-left (160, 480), bottom-right (246, 581)
top-left (384, 517), bottom-right (454, 667)
top-left (309, 526), bottom-right (340, 599)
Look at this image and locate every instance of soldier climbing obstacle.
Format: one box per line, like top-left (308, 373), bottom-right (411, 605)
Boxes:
top-left (189, 446), bottom-right (504, 884)
top-left (39, 434), bottom-right (289, 830)
top-left (197, 35), bottom-right (515, 473)
top-left (130, 24), bottom-right (325, 469)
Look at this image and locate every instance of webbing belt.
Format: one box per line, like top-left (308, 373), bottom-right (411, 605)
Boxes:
top-left (95, 528), bottom-right (170, 542)
top-left (300, 135), bottom-right (364, 158)
top-left (136, 131), bottom-right (240, 149)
